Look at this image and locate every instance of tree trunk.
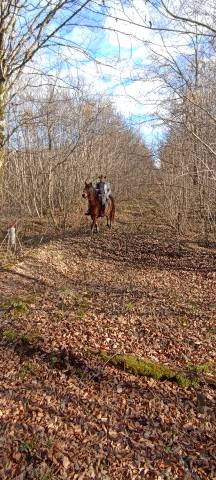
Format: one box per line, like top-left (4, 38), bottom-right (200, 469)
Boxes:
top-left (0, 78), bottom-right (6, 170)
top-left (0, 25), bottom-right (6, 172)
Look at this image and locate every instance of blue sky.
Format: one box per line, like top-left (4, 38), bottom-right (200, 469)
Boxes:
top-left (25, 0), bottom-right (209, 148)
top-left (22, 0), bottom-right (163, 147)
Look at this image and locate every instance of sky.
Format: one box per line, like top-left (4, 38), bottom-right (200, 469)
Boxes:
top-left (24, 0), bottom-right (211, 149)
top-left (62, 0), bottom-right (167, 146)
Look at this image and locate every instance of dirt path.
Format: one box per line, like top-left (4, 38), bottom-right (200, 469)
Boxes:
top-left (0, 218), bottom-right (215, 479)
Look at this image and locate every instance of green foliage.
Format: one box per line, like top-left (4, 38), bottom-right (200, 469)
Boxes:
top-left (126, 302), bottom-right (134, 311)
top-left (1, 295), bottom-right (34, 316)
top-left (100, 351), bottom-right (199, 388)
top-left (49, 355), bottom-right (58, 367)
top-left (20, 438), bottom-right (38, 453)
top-left (11, 299), bottom-right (29, 313)
top-left (18, 362), bottom-right (35, 379)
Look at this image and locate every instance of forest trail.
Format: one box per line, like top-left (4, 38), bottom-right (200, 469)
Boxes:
top-left (0, 208), bottom-right (216, 479)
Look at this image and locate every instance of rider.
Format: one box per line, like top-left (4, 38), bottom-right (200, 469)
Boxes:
top-left (95, 175), bottom-right (108, 217)
top-left (105, 176), bottom-right (111, 200)
top-left (85, 175), bottom-right (111, 216)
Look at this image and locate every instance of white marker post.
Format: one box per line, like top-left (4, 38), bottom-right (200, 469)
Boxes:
top-left (7, 225), bottom-right (16, 251)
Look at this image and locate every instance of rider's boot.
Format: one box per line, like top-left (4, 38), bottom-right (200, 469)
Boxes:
top-left (100, 204), bottom-right (105, 217)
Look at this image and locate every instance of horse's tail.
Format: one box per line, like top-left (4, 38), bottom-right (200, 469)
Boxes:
top-left (109, 195), bottom-right (115, 222)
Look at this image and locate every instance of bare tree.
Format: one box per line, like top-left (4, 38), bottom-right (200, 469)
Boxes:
top-left (0, 0), bottom-right (94, 168)
top-left (2, 84), bottom-right (152, 227)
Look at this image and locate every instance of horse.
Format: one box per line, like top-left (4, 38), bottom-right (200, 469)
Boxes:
top-left (82, 181), bottom-right (115, 233)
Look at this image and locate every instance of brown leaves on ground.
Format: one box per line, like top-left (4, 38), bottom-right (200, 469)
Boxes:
top-left (0, 213), bottom-right (215, 479)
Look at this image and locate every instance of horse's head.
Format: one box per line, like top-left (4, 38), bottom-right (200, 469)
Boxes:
top-left (82, 181), bottom-right (93, 199)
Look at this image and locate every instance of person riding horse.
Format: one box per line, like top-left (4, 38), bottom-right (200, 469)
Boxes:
top-left (86, 175), bottom-right (111, 217)
top-left (82, 179), bottom-right (115, 232)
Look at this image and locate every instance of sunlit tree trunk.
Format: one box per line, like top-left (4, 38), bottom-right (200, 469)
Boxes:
top-left (0, 29), bottom-right (6, 170)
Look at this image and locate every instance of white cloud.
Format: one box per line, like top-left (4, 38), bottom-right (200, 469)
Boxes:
top-left (21, 0), bottom-right (206, 145)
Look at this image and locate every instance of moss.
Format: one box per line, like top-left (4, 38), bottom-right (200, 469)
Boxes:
top-left (187, 302), bottom-right (200, 313)
top-left (18, 366), bottom-right (29, 380)
top-left (176, 374), bottom-right (197, 389)
top-left (1, 296), bottom-right (34, 315)
top-left (74, 295), bottom-right (90, 319)
top-left (74, 367), bottom-right (84, 378)
top-left (208, 328), bottom-right (216, 335)
top-left (11, 299), bottom-right (29, 316)
top-left (74, 296), bottom-right (89, 309)
top-left (18, 362), bottom-right (35, 379)
top-left (1, 263), bottom-right (15, 269)
top-left (176, 315), bottom-right (188, 327)
top-left (1, 328), bottom-right (43, 347)
top-left (76, 308), bottom-right (87, 319)
top-left (49, 355), bottom-right (58, 367)
top-left (2, 329), bottom-right (18, 342)
top-left (59, 286), bottom-right (74, 296)
top-left (126, 302), bottom-right (134, 311)
top-left (100, 351), bottom-right (198, 388)
top-left (20, 332), bottom-right (42, 345)
top-left (188, 361), bottom-right (214, 374)
top-left (28, 250), bottom-right (38, 258)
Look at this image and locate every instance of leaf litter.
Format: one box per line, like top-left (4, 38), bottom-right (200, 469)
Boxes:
top-left (0, 217), bottom-right (215, 479)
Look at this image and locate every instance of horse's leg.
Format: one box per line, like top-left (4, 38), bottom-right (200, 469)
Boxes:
top-left (91, 218), bottom-right (96, 234)
top-left (106, 213), bottom-right (111, 228)
top-left (106, 207), bottom-right (111, 227)
top-left (106, 202), bottom-right (112, 228)
top-left (91, 217), bottom-right (99, 234)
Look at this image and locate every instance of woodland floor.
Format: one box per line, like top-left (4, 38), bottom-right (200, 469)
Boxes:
top-left (0, 203), bottom-right (216, 480)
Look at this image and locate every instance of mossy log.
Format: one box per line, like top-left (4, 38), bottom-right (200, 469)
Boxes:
top-left (100, 351), bottom-right (216, 389)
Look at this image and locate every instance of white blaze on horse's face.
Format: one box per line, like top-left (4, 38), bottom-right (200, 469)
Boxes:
top-left (82, 184), bottom-right (88, 198)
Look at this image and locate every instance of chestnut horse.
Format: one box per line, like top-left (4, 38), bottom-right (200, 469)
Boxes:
top-left (82, 181), bottom-right (115, 233)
